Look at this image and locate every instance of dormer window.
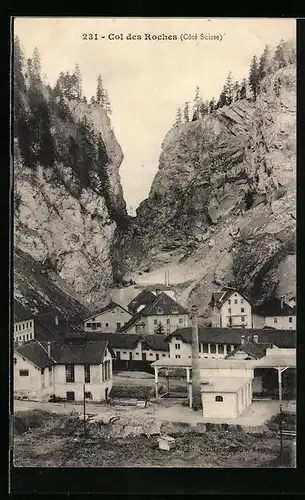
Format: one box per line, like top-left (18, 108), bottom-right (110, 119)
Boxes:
top-left (253, 335), bottom-right (259, 343)
top-left (228, 299), bottom-right (231, 305)
top-left (156, 308), bottom-right (163, 315)
top-left (171, 307), bottom-right (178, 314)
top-left (241, 335), bottom-right (245, 344)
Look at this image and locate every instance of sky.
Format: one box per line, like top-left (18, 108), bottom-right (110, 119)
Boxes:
top-left (14, 17), bottom-right (296, 212)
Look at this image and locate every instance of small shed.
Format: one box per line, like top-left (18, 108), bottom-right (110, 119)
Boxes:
top-left (201, 377), bottom-right (252, 419)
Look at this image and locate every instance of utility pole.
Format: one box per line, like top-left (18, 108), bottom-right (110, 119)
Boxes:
top-left (83, 383), bottom-right (86, 435)
top-left (279, 403), bottom-right (283, 466)
top-left (191, 304), bottom-right (202, 411)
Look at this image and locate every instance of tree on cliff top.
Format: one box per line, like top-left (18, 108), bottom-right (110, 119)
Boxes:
top-left (249, 55), bottom-right (260, 101)
top-left (96, 74), bottom-right (106, 106)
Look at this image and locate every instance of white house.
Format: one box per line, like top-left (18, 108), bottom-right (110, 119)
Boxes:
top-left (209, 287), bottom-right (253, 328)
top-left (14, 336), bottom-right (113, 402)
top-left (252, 297), bottom-right (296, 330)
top-left (83, 301), bottom-right (132, 333)
top-left (121, 292), bottom-right (189, 335)
top-left (14, 318), bottom-right (35, 344)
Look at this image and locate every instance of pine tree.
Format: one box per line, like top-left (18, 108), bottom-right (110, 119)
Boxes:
top-left (233, 81), bottom-right (241, 101)
top-left (90, 96), bottom-right (96, 105)
top-left (104, 89), bottom-right (112, 114)
top-left (183, 101), bottom-right (190, 122)
top-left (175, 107), bottom-right (182, 126)
top-left (249, 55), bottom-right (259, 100)
top-left (74, 64), bottom-right (82, 99)
top-left (155, 322), bottom-right (165, 335)
top-left (209, 97), bottom-right (216, 113)
top-left (13, 36), bottom-right (26, 123)
top-left (240, 78), bottom-right (247, 99)
top-left (193, 86), bottom-right (201, 120)
top-left (217, 86), bottom-right (227, 108)
top-left (259, 44), bottom-right (272, 81)
top-left (32, 47), bottom-right (41, 82)
top-left (224, 72), bottom-right (234, 105)
top-left (199, 99), bottom-right (209, 116)
top-left (96, 74), bottom-right (105, 106)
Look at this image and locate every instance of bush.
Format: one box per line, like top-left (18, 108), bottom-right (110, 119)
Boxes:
top-left (14, 410), bottom-right (53, 435)
top-left (266, 412), bottom-right (296, 431)
top-left (110, 385), bottom-right (154, 400)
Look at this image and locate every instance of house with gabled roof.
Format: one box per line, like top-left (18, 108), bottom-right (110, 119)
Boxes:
top-left (209, 287), bottom-right (253, 328)
top-left (252, 297), bottom-right (296, 330)
top-left (83, 301), bottom-right (132, 334)
top-left (127, 290), bottom-right (156, 315)
top-left (120, 292), bottom-right (189, 335)
top-left (14, 336), bottom-right (113, 402)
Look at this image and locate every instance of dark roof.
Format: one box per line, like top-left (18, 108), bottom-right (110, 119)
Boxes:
top-left (13, 301), bottom-right (34, 322)
top-left (209, 287), bottom-right (252, 308)
top-left (127, 290), bottom-right (156, 314)
top-left (15, 341), bottom-right (53, 368)
top-left (15, 339), bottom-right (109, 367)
top-left (253, 298), bottom-right (296, 317)
top-left (84, 301), bottom-right (130, 321)
top-left (120, 292), bottom-right (188, 333)
top-left (166, 327), bottom-right (296, 348)
top-left (225, 341), bottom-right (267, 359)
top-left (83, 332), bottom-right (168, 352)
top-left (34, 311), bottom-right (77, 341)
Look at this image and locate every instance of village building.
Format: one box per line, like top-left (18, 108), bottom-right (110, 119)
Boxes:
top-left (120, 292), bottom-right (189, 335)
top-left (84, 332), bottom-right (169, 369)
top-left (151, 357), bottom-right (254, 419)
top-left (252, 297), bottom-right (296, 330)
top-left (166, 326), bottom-right (296, 360)
top-left (127, 290), bottom-right (156, 315)
top-left (83, 301), bottom-right (132, 333)
top-left (209, 287), bottom-right (253, 328)
top-left (14, 335), bottom-right (113, 402)
top-left (13, 309), bottom-right (73, 345)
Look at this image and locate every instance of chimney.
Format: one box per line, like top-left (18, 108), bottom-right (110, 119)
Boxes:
top-left (280, 295), bottom-right (286, 309)
top-left (47, 341), bottom-right (51, 358)
top-left (55, 315), bottom-right (59, 326)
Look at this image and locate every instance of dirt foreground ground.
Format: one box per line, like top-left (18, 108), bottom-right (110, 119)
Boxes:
top-left (13, 405), bottom-right (295, 468)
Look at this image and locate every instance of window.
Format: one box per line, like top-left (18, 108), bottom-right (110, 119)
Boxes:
top-left (210, 344), bottom-right (216, 354)
top-left (234, 299), bottom-right (238, 304)
top-left (86, 323), bottom-right (92, 328)
top-left (14, 357), bottom-right (17, 364)
top-left (215, 395), bottom-right (223, 402)
top-left (26, 322), bottom-right (28, 328)
top-left (234, 293), bottom-right (237, 296)
top-left (65, 364), bottom-right (75, 383)
top-left (171, 307), bottom-right (178, 314)
top-left (66, 391), bottom-right (75, 401)
top-left (18, 325), bottom-right (21, 331)
top-left (49, 366), bottom-right (52, 372)
top-left (241, 308), bottom-right (245, 313)
top-left (41, 368), bottom-right (44, 375)
top-left (179, 318), bottom-right (183, 324)
top-left (154, 319), bottom-right (158, 325)
top-left (156, 308), bottom-right (163, 315)
top-left (30, 321), bottom-right (32, 327)
top-left (162, 354), bottom-right (166, 357)
top-left (166, 319), bottom-right (170, 324)
top-left (241, 316), bottom-right (245, 322)
top-left (241, 299), bottom-right (244, 304)
top-left (289, 317), bottom-right (293, 323)
top-left (227, 345), bottom-right (232, 353)
top-left (218, 344), bottom-right (224, 354)
top-left (228, 308), bottom-right (231, 313)
top-left (149, 353), bottom-right (153, 356)
top-left (202, 344), bottom-right (208, 353)
top-left (116, 322), bottom-right (121, 331)
top-left (228, 299), bottom-right (231, 305)
top-left (22, 323), bottom-right (25, 329)
top-left (91, 323), bottom-right (97, 330)
top-left (96, 323), bottom-right (101, 328)
top-left (23, 335), bottom-right (25, 341)
top-left (19, 370), bottom-right (29, 376)
top-left (105, 323), bottom-right (109, 327)
top-left (175, 343), bottom-right (180, 350)
top-left (84, 364), bottom-right (90, 383)
top-left (175, 355), bottom-right (181, 359)
top-left (123, 351), bottom-right (127, 354)
top-left (84, 392), bottom-right (92, 400)
top-left (274, 318), bottom-right (278, 324)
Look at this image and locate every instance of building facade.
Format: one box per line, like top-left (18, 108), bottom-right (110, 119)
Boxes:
top-left (14, 338), bottom-right (113, 402)
top-left (84, 302), bottom-right (132, 333)
top-left (14, 318), bottom-right (35, 344)
top-left (209, 288), bottom-right (253, 329)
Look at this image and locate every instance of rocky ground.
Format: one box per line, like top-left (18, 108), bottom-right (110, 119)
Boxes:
top-left (13, 408), bottom-right (295, 468)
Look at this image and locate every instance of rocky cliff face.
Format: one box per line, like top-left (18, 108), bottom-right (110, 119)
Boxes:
top-left (14, 90), bottom-right (127, 310)
top-left (123, 64), bottom-right (296, 316)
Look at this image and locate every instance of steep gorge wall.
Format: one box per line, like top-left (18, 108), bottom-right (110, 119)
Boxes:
top-left (14, 90), bottom-right (128, 311)
top-left (122, 65), bottom-right (296, 315)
